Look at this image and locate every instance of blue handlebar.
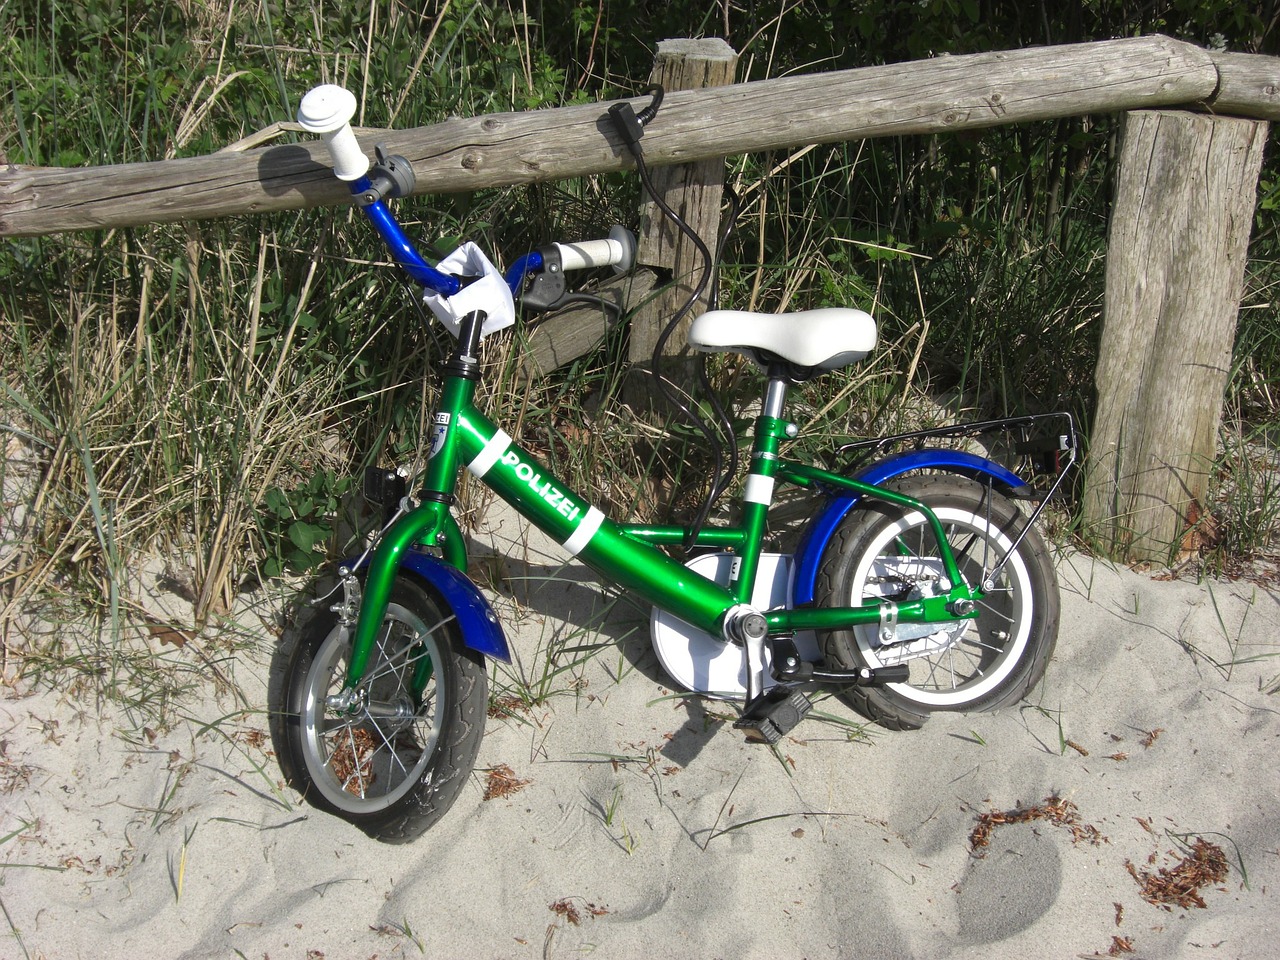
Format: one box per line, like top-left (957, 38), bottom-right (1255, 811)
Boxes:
top-left (352, 178), bottom-right (544, 299)
top-left (503, 251), bottom-right (543, 291)
top-left (352, 178), bottom-right (462, 297)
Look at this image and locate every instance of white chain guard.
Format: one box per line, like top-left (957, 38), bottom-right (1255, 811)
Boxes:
top-left (650, 553), bottom-right (819, 699)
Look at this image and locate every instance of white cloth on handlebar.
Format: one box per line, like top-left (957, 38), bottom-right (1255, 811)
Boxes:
top-left (422, 242), bottom-right (515, 339)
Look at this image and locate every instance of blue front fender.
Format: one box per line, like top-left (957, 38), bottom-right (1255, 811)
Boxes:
top-left (791, 449), bottom-right (1028, 605)
top-left (356, 547), bottom-right (511, 663)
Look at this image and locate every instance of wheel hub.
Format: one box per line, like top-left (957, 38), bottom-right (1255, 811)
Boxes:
top-left (869, 558), bottom-right (969, 657)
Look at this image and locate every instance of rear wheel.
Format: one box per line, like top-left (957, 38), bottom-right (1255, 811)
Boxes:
top-left (814, 475), bottom-right (1059, 730)
top-left (275, 575), bottom-right (487, 842)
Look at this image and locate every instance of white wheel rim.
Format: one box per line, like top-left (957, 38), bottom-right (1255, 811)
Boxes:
top-left (849, 504), bottom-right (1034, 707)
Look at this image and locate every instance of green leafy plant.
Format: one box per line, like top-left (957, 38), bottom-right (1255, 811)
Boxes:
top-left (256, 470), bottom-right (353, 579)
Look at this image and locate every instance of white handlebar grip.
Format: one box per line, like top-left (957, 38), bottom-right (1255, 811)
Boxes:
top-left (554, 225), bottom-right (637, 274)
top-left (297, 85), bottom-right (370, 182)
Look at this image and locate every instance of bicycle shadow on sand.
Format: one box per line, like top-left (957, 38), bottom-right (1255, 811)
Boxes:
top-left (465, 537), bottom-right (731, 771)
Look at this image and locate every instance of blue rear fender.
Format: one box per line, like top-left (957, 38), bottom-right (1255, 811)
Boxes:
top-left (791, 449), bottom-right (1028, 605)
top-left (356, 547), bottom-right (511, 663)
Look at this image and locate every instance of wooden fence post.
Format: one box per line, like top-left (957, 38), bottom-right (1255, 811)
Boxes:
top-left (1082, 109), bottom-right (1268, 562)
top-left (626, 38), bottom-right (738, 400)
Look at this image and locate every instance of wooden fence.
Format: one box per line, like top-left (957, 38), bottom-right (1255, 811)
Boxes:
top-left (2, 35), bottom-right (1278, 563)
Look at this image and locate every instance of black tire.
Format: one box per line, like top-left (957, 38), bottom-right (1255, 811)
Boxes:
top-left (273, 575), bottom-right (487, 842)
top-left (815, 475), bottom-right (1059, 731)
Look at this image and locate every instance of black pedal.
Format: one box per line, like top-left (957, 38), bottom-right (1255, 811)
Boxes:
top-left (735, 687), bottom-right (812, 745)
top-left (864, 664), bottom-right (910, 686)
top-left (363, 467), bottom-right (406, 518)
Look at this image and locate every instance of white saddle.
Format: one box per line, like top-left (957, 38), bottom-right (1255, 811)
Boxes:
top-left (688, 308), bottom-right (877, 371)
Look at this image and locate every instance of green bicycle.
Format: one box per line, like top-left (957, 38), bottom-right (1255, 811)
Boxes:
top-left (270, 85), bottom-right (1073, 843)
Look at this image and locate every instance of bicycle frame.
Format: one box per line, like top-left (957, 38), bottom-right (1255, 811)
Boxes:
top-left (321, 182), bottom-right (990, 697)
top-left (343, 312), bottom-right (980, 692)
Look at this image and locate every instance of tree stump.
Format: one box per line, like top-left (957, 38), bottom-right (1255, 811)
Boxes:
top-left (1082, 109), bottom-right (1267, 562)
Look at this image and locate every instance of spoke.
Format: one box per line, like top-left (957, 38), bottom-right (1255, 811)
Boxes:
top-left (363, 644), bottom-right (425, 687)
top-left (341, 725), bottom-right (368, 798)
top-left (366, 621), bottom-right (408, 689)
top-left (921, 652), bottom-right (945, 690)
top-left (363, 715), bottom-right (410, 780)
top-left (371, 623), bottom-right (398, 682)
top-left (948, 530), bottom-right (992, 583)
top-left (359, 618), bottom-right (453, 689)
top-left (363, 646), bottom-right (435, 701)
top-left (977, 600), bottom-right (1016, 625)
top-left (941, 520), bottom-right (1010, 582)
top-left (950, 531), bottom-right (981, 562)
top-left (319, 713), bottom-right (359, 735)
top-left (960, 636), bottom-right (1007, 657)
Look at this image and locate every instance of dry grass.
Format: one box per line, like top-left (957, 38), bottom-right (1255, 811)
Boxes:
top-left (482, 762), bottom-right (531, 801)
top-left (548, 897), bottom-right (609, 926)
top-left (329, 727), bottom-right (379, 795)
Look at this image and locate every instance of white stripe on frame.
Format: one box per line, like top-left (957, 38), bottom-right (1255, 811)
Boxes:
top-left (466, 429), bottom-right (512, 478)
top-left (562, 507), bottom-right (605, 556)
top-left (743, 473), bottom-right (775, 505)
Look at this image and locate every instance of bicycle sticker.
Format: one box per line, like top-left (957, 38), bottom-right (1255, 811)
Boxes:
top-left (498, 450), bottom-right (583, 522)
top-left (428, 412), bottom-right (451, 459)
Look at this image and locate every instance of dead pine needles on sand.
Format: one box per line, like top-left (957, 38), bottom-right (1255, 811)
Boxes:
top-left (1125, 837), bottom-right (1230, 910)
top-left (969, 794), bottom-right (1107, 855)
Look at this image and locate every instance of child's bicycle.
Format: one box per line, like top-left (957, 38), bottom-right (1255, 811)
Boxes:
top-left (270, 85), bottom-right (1077, 843)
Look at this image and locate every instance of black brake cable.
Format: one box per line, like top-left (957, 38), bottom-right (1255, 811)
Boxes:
top-left (618, 102), bottom-right (743, 543)
top-left (701, 185), bottom-right (743, 507)
top-left (546, 291), bottom-right (623, 321)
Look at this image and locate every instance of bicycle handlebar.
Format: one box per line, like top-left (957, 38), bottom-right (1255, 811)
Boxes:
top-left (553, 225), bottom-right (636, 274)
top-left (297, 85), bottom-right (636, 305)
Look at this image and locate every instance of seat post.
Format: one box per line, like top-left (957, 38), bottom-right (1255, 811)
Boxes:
top-left (762, 364), bottom-right (790, 419)
top-left (730, 366), bottom-right (793, 605)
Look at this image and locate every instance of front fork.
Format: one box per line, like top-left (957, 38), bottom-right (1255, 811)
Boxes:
top-left (339, 317), bottom-right (483, 698)
top-left (339, 500), bottom-right (465, 686)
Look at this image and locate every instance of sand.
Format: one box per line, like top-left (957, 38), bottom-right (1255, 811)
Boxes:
top-left (2, 504), bottom-right (1278, 959)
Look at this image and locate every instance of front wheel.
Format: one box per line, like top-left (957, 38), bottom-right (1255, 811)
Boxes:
top-left (274, 575), bottom-right (488, 842)
top-left (814, 475), bottom-right (1060, 730)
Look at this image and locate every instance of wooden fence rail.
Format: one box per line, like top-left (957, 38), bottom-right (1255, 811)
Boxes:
top-left (2, 35), bottom-right (1276, 238)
